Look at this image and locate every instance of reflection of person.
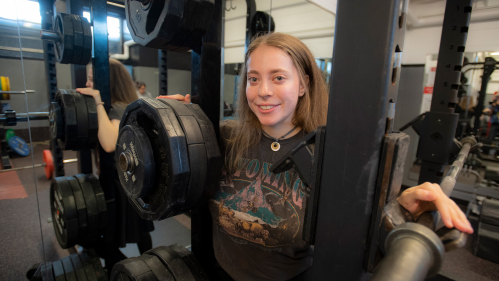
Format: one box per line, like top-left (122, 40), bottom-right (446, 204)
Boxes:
top-left (136, 81), bottom-right (153, 99)
top-left (76, 59), bottom-right (154, 275)
top-left (159, 33), bottom-right (472, 280)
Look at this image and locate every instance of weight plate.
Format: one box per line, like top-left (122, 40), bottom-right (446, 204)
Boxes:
top-left (70, 14), bottom-right (84, 65)
top-left (169, 244), bottom-right (208, 281)
top-left (52, 260), bottom-right (67, 281)
top-left (185, 103), bottom-right (222, 202)
top-left (80, 17), bottom-right (92, 65)
top-left (145, 246), bottom-right (195, 281)
top-left (72, 91), bottom-right (89, 148)
top-left (85, 174), bottom-right (107, 235)
top-left (49, 102), bottom-right (64, 141)
top-left (116, 124), bottom-right (155, 199)
top-left (125, 0), bottom-right (185, 49)
top-left (5, 128), bottom-right (15, 141)
top-left (42, 262), bottom-right (55, 281)
top-left (43, 149), bottom-right (54, 179)
top-left (163, 0), bottom-right (200, 51)
top-left (157, 100), bottom-right (206, 210)
top-left (84, 95), bottom-right (98, 148)
top-left (55, 13), bottom-right (74, 64)
top-left (61, 256), bottom-right (78, 281)
top-left (66, 176), bottom-right (88, 243)
top-left (117, 98), bottom-right (190, 220)
top-left (250, 11), bottom-right (275, 38)
top-left (139, 254), bottom-right (175, 281)
top-left (8, 136), bottom-right (30, 156)
top-left (0, 76), bottom-right (4, 100)
top-left (55, 89), bottom-right (78, 151)
top-left (69, 253), bottom-right (88, 281)
top-left (110, 257), bottom-right (158, 281)
top-left (51, 177), bottom-right (79, 249)
top-left (74, 174), bottom-right (100, 242)
top-left (78, 252), bottom-right (98, 281)
top-left (176, 0), bottom-right (214, 52)
top-left (4, 76), bottom-right (11, 100)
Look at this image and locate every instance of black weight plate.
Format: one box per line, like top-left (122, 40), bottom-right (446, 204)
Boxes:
top-left (56, 90), bottom-right (78, 150)
top-left (55, 13), bottom-right (74, 64)
top-left (84, 95), bottom-right (98, 148)
top-left (70, 14), bottom-right (84, 65)
top-left (250, 11), bottom-right (275, 38)
top-left (116, 125), bottom-right (155, 199)
top-left (42, 262), bottom-right (55, 281)
top-left (118, 98), bottom-right (190, 220)
top-left (185, 103), bottom-right (222, 200)
top-left (163, 0), bottom-right (200, 51)
top-left (74, 174), bottom-right (99, 242)
top-left (78, 252), bottom-right (98, 281)
top-left (88, 250), bottom-right (107, 281)
top-left (183, 144), bottom-right (207, 211)
top-left (52, 260), bottom-right (67, 281)
top-left (66, 176), bottom-right (88, 243)
top-left (139, 254), bottom-right (175, 281)
top-left (169, 244), bottom-right (208, 281)
top-left (69, 253), bottom-right (88, 281)
top-left (176, 0), bottom-right (214, 52)
top-left (125, 0), bottom-right (184, 49)
top-left (51, 177), bottom-right (79, 249)
top-left (61, 256), bottom-right (77, 281)
top-left (71, 91), bottom-right (89, 148)
top-left (49, 102), bottom-right (64, 141)
top-left (157, 98), bottom-right (193, 116)
top-left (145, 246), bottom-right (195, 281)
top-left (110, 257), bottom-right (158, 281)
top-left (80, 17), bottom-right (92, 65)
top-left (85, 174), bottom-right (107, 235)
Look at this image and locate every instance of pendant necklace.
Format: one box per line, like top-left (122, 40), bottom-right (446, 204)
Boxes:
top-left (262, 126), bottom-right (298, 152)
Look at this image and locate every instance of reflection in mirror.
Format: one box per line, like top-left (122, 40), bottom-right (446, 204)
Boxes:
top-left (223, 0), bottom-right (335, 119)
top-left (0, 0), bottom-right (50, 279)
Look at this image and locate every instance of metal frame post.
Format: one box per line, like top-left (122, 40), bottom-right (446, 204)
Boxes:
top-left (159, 50), bottom-right (168, 96)
top-left (473, 57), bottom-right (497, 135)
top-left (311, 0), bottom-right (407, 279)
top-left (190, 0), bottom-right (222, 278)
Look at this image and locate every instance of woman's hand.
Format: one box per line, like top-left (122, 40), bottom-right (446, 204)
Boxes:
top-left (76, 88), bottom-right (102, 103)
top-left (398, 182), bottom-right (473, 234)
top-left (157, 94), bottom-right (191, 103)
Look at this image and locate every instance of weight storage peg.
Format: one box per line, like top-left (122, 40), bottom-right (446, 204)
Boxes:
top-left (40, 13), bottom-right (92, 65)
top-left (116, 98), bottom-right (221, 221)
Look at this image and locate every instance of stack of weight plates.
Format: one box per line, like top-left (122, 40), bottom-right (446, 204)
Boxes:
top-left (51, 174), bottom-right (107, 249)
top-left (27, 251), bottom-right (107, 281)
top-left (110, 244), bottom-right (209, 281)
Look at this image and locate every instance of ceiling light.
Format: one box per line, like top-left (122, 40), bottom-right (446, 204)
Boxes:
top-left (491, 52), bottom-right (499, 56)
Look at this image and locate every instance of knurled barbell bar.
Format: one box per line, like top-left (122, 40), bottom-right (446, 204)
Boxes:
top-left (0, 150), bottom-right (76, 179)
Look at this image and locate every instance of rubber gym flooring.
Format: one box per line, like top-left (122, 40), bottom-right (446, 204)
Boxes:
top-left (0, 141), bottom-right (191, 280)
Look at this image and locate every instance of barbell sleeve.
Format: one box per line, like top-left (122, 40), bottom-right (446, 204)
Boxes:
top-left (0, 112), bottom-right (49, 123)
top-left (40, 30), bottom-right (61, 42)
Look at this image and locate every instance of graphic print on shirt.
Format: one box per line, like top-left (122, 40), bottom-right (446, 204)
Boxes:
top-left (209, 158), bottom-right (307, 248)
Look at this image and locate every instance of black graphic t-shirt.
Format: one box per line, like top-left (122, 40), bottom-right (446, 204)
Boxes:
top-left (209, 123), bottom-right (313, 281)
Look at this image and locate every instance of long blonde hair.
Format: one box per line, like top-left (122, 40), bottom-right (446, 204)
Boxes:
top-left (109, 58), bottom-right (137, 105)
top-left (225, 33), bottom-right (329, 173)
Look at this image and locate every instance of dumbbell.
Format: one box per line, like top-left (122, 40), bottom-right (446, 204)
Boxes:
top-left (0, 150), bottom-right (76, 179)
top-left (51, 174), bottom-right (107, 249)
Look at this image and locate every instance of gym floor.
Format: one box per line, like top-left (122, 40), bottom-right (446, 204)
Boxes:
top-left (0, 141), bottom-right (191, 280)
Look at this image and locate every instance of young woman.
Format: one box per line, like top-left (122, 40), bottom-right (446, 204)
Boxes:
top-left (76, 59), bottom-right (155, 274)
top-left (165, 32), bottom-right (473, 281)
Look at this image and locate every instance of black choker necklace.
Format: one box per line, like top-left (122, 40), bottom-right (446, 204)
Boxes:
top-left (262, 126), bottom-right (298, 151)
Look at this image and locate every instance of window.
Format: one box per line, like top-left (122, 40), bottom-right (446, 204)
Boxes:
top-left (0, 0), bottom-right (41, 24)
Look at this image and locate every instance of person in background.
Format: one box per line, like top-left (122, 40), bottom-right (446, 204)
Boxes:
top-left (76, 59), bottom-right (155, 275)
top-left (136, 81), bottom-right (153, 99)
top-left (484, 93), bottom-right (499, 140)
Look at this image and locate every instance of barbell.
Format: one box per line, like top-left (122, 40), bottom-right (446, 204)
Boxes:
top-left (0, 150), bottom-right (76, 179)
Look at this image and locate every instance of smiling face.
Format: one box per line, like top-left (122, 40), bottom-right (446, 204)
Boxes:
top-left (246, 45), bottom-right (306, 135)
